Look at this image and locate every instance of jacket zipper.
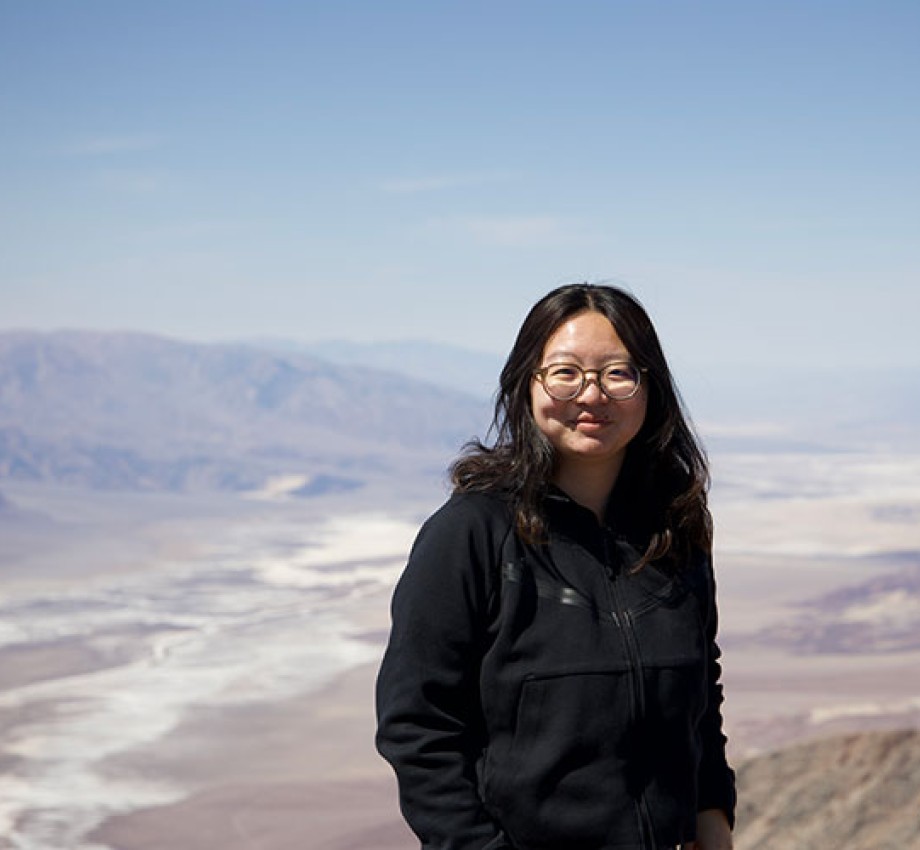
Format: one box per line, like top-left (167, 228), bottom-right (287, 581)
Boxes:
top-left (603, 532), bottom-right (657, 850)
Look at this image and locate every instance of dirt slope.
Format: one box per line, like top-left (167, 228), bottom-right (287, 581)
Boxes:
top-left (735, 729), bottom-right (920, 850)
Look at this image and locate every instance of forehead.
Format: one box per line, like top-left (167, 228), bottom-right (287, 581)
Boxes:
top-left (542, 310), bottom-right (629, 358)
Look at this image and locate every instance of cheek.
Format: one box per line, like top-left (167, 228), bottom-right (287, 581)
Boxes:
top-left (629, 395), bottom-right (649, 437)
top-left (529, 385), bottom-right (559, 437)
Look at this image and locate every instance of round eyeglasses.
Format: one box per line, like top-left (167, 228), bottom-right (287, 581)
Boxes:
top-left (534, 362), bottom-right (644, 401)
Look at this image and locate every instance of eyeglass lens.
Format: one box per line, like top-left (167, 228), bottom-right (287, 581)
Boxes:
top-left (541, 363), bottom-right (640, 400)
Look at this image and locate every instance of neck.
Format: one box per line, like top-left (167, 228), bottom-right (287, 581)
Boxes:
top-left (552, 454), bottom-right (625, 522)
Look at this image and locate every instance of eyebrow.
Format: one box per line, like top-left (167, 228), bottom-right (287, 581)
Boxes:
top-left (543, 349), bottom-right (631, 361)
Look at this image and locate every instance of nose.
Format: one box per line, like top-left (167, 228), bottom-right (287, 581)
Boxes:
top-left (576, 372), bottom-right (606, 402)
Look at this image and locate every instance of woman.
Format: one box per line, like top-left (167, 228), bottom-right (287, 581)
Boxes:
top-left (376, 283), bottom-right (735, 850)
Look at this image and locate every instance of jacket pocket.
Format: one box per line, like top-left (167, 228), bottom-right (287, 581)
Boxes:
top-left (485, 669), bottom-right (642, 848)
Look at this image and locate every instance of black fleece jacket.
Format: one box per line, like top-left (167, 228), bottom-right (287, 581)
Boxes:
top-left (376, 490), bottom-right (736, 850)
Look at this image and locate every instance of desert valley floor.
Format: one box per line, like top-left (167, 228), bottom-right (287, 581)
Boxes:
top-left (1, 448), bottom-right (918, 849)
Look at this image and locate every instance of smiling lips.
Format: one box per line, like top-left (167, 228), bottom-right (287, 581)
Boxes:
top-left (569, 415), bottom-right (611, 430)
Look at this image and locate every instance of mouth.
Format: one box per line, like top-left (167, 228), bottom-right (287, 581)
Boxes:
top-left (569, 416), bottom-right (611, 430)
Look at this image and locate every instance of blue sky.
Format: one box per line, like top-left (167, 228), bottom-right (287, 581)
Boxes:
top-left (2, 0), bottom-right (918, 375)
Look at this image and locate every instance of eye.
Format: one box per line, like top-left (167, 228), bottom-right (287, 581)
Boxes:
top-left (602, 363), bottom-right (636, 381)
top-left (546, 364), bottom-right (582, 381)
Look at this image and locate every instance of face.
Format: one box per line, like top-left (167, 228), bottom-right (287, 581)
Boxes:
top-left (530, 309), bottom-right (647, 477)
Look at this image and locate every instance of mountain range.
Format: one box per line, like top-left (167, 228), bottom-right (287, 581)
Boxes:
top-left (1, 329), bottom-right (917, 494)
top-left (0, 330), bottom-right (491, 493)
top-left (263, 336), bottom-right (920, 451)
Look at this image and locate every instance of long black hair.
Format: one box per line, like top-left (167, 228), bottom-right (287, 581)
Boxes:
top-left (451, 282), bottom-right (711, 569)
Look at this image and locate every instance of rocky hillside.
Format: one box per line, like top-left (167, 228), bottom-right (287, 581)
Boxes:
top-left (734, 729), bottom-right (920, 850)
top-left (0, 331), bottom-right (490, 492)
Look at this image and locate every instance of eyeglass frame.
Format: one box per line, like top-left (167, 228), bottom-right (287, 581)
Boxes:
top-left (532, 361), bottom-right (647, 402)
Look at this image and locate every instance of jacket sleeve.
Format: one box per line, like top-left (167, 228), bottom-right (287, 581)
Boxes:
top-left (375, 495), bottom-right (513, 850)
top-left (694, 553), bottom-right (737, 827)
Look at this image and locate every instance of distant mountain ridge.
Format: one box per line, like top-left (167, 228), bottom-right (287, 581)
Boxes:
top-left (0, 331), bottom-right (490, 493)
top-left (254, 337), bottom-right (505, 401)
top-left (2, 329), bottom-right (917, 493)
top-left (257, 337), bottom-right (920, 452)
